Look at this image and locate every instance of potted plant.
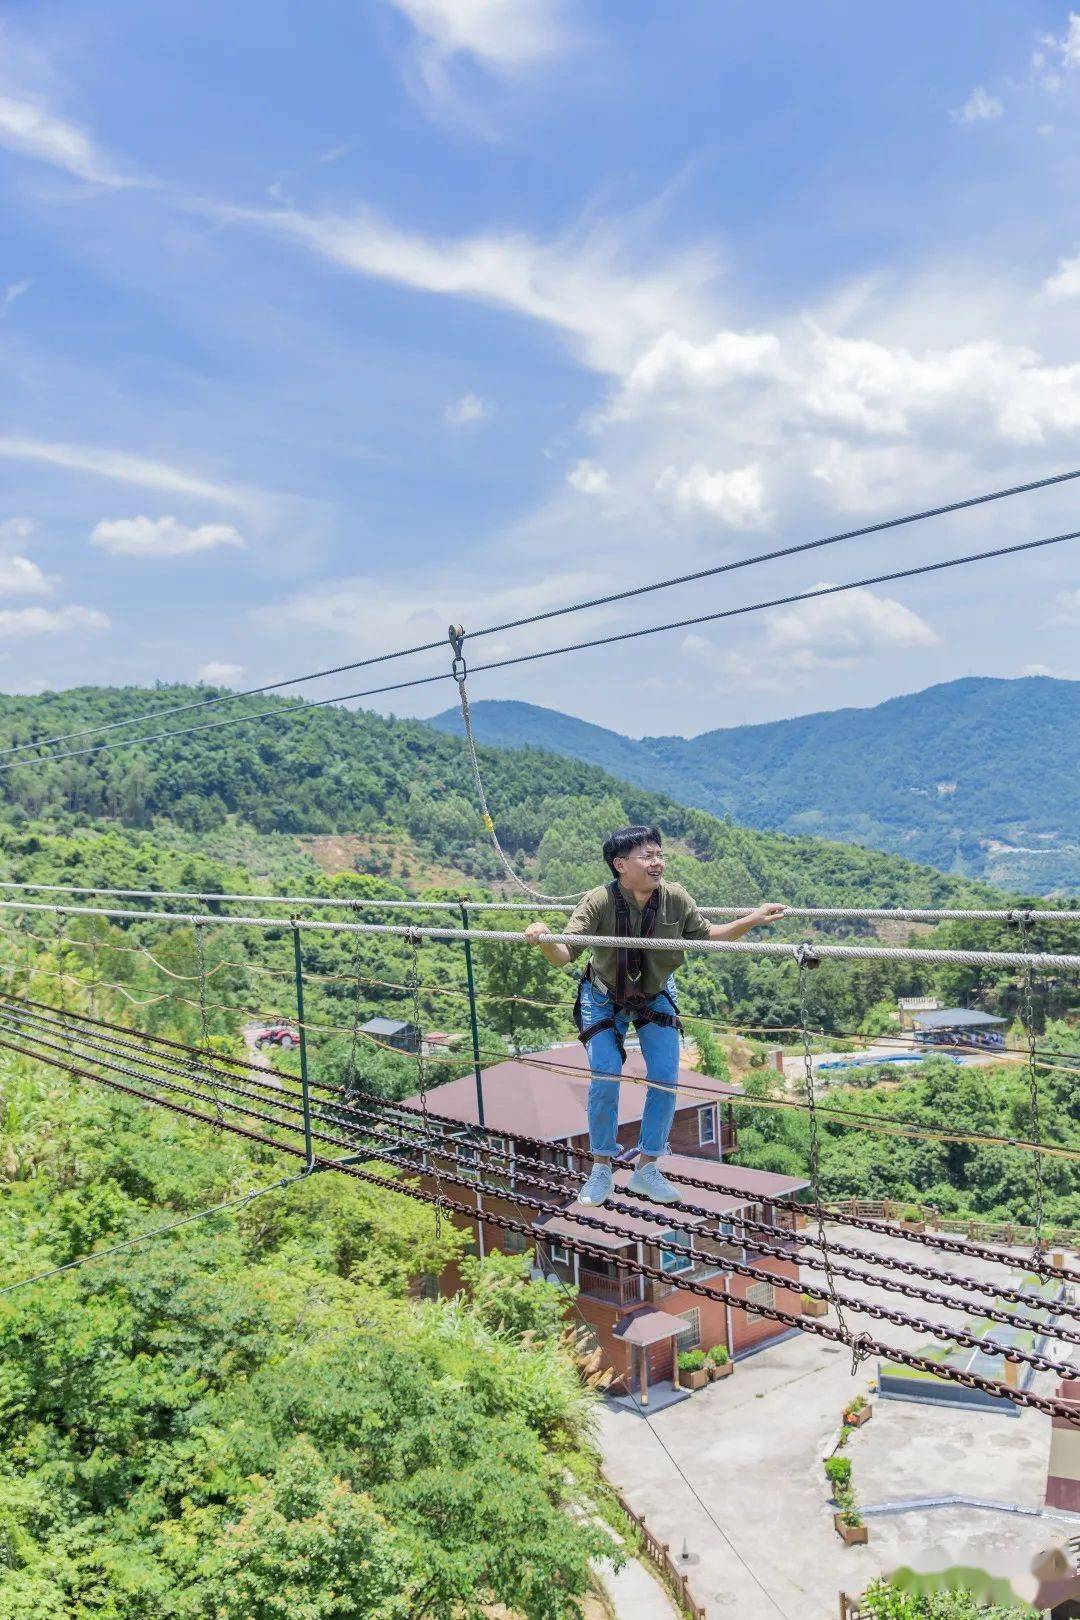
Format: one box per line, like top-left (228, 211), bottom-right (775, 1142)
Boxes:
top-left (802, 1290), bottom-right (829, 1319)
top-left (834, 1506), bottom-right (868, 1547)
top-left (843, 1395), bottom-right (872, 1428)
top-left (677, 1349), bottom-right (709, 1391)
top-left (706, 1345), bottom-right (733, 1381)
top-left (824, 1457), bottom-right (852, 1497)
top-left (899, 1205), bottom-right (925, 1234)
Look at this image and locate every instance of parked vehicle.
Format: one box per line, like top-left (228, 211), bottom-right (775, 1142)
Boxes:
top-left (253, 1026), bottom-right (299, 1050)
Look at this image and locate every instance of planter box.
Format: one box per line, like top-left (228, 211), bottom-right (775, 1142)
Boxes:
top-left (708, 1361), bottom-right (734, 1381)
top-left (843, 1405), bottom-right (872, 1428)
top-left (802, 1297), bottom-right (829, 1318)
top-left (834, 1514), bottom-right (868, 1546)
top-left (681, 1368), bottom-right (709, 1391)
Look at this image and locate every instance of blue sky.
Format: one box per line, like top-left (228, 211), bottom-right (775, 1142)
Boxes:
top-left (2, 0), bottom-right (1079, 737)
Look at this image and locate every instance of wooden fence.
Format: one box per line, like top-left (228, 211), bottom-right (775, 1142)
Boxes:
top-left (612, 1486), bottom-right (707, 1620)
top-left (824, 1198), bottom-right (1080, 1250)
top-left (839, 1593), bottom-right (866, 1620)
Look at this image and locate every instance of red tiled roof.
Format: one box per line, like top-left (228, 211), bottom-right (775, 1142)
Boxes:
top-left (404, 1041), bottom-right (739, 1142)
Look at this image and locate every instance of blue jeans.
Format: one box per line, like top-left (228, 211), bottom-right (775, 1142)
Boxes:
top-left (579, 975), bottom-right (681, 1159)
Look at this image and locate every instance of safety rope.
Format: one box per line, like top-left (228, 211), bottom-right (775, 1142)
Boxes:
top-left (448, 625), bottom-right (585, 904)
top-left (2, 898), bottom-right (1077, 969)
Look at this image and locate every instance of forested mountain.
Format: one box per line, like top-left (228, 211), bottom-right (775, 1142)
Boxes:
top-left (0, 682), bottom-right (1020, 911)
top-left (428, 676), bottom-right (1080, 893)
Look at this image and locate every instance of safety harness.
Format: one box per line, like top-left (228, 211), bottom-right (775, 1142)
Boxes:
top-left (573, 880), bottom-right (683, 1061)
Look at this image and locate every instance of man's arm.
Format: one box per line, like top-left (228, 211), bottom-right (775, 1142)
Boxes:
top-left (524, 919), bottom-right (572, 967)
top-left (707, 903), bottom-right (786, 941)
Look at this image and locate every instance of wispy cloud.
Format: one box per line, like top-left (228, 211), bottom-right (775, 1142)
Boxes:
top-left (1044, 252), bottom-right (1080, 299)
top-left (952, 86), bottom-right (1003, 124)
top-left (566, 459), bottom-right (610, 496)
top-left (0, 92), bottom-right (135, 186)
top-left (1, 279), bottom-right (30, 315)
top-left (385, 0), bottom-right (575, 132)
top-left (0, 438), bottom-right (250, 508)
top-left (90, 515), bottom-right (248, 557)
top-left (654, 462), bottom-right (769, 529)
top-left (228, 201), bottom-right (713, 376)
top-left (443, 391), bottom-right (488, 424)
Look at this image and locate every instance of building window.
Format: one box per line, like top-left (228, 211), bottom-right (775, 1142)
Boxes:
top-left (745, 1280), bottom-right (775, 1314)
top-left (659, 1229), bottom-right (694, 1275)
top-left (549, 1242), bottom-right (571, 1267)
top-left (698, 1106), bottom-right (717, 1145)
top-left (504, 1229), bottom-right (528, 1254)
top-left (418, 1273), bottom-right (439, 1301)
top-left (675, 1308), bottom-right (701, 1350)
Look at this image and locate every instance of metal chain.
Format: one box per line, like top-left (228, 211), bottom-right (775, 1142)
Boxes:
top-left (449, 625), bottom-right (584, 904)
top-left (797, 946), bottom-right (872, 1374)
top-left (406, 928), bottom-right (443, 1236)
top-left (9, 1007), bottom-right (1080, 1417)
top-left (193, 921), bottom-right (225, 1121)
top-left (1017, 914), bottom-right (1047, 1264)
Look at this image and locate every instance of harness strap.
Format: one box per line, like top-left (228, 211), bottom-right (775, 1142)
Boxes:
top-left (611, 879), bottom-right (658, 1009)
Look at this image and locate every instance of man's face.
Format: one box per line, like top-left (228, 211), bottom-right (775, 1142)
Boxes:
top-left (614, 842), bottom-right (664, 889)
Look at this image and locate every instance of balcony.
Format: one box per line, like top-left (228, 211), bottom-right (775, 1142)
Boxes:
top-left (579, 1267), bottom-right (642, 1307)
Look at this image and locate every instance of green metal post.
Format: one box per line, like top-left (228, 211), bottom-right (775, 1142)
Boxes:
top-left (459, 899), bottom-right (485, 1129)
top-left (291, 921), bottom-right (315, 1171)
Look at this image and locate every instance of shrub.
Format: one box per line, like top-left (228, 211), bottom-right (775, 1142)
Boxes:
top-left (839, 1506), bottom-right (863, 1529)
top-left (800, 1292), bottom-right (815, 1308)
top-left (833, 1484), bottom-right (855, 1510)
top-left (902, 1206), bottom-right (922, 1222)
top-left (844, 1395), bottom-right (868, 1416)
top-left (707, 1345), bottom-right (730, 1365)
top-left (836, 1425), bottom-right (853, 1449)
top-left (678, 1349), bottom-right (706, 1372)
top-left (824, 1456), bottom-right (852, 1489)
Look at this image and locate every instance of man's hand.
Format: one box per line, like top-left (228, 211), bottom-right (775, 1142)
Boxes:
top-left (524, 918), bottom-right (572, 968)
top-left (749, 903), bottom-right (786, 927)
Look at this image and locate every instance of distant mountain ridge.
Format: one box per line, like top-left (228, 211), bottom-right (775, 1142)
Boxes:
top-left (427, 676), bottom-right (1080, 894)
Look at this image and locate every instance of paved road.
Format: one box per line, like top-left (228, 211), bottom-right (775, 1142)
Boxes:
top-left (595, 1227), bottom-right (1067, 1620)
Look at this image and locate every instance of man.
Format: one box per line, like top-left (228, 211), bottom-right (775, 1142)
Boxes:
top-left (525, 825), bottom-right (785, 1206)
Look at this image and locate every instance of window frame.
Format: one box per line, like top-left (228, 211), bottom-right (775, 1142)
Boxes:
top-left (674, 1308), bottom-right (701, 1350)
top-left (658, 1228), bottom-right (694, 1275)
top-left (697, 1105), bottom-right (717, 1145)
top-left (548, 1242), bottom-right (571, 1267)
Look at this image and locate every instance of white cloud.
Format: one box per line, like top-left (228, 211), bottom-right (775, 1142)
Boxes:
top-left (0, 555), bottom-right (52, 596)
top-left (318, 143), bottom-right (350, 164)
top-left (230, 201), bottom-right (713, 376)
top-left (444, 391), bottom-right (488, 424)
top-left (0, 92), bottom-right (134, 186)
top-left (1056, 586), bottom-right (1080, 623)
top-left (614, 328), bottom-right (784, 415)
top-left (0, 438), bottom-right (250, 507)
top-left (90, 515), bottom-right (247, 557)
top-left (1019, 662), bottom-right (1056, 676)
top-left (654, 462), bottom-right (769, 529)
top-left (567, 458), bottom-right (610, 495)
top-left (953, 87), bottom-right (1003, 124)
top-left (763, 586), bottom-right (940, 653)
top-left (0, 517), bottom-right (35, 548)
top-left (1, 279), bottom-right (30, 315)
top-left (197, 661), bottom-right (246, 685)
top-left (0, 604), bottom-right (108, 639)
top-left (386, 0), bottom-right (570, 69)
top-left (1044, 253), bottom-right (1080, 299)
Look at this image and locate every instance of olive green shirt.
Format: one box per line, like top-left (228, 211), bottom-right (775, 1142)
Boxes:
top-left (563, 881), bottom-right (711, 997)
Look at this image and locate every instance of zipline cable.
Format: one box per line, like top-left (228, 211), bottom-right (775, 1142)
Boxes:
top-left (8, 463), bottom-right (1080, 765)
top-left (4, 526), bottom-right (1078, 775)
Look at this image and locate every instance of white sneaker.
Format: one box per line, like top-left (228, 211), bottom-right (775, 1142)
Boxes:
top-left (627, 1162), bottom-right (679, 1204)
top-left (577, 1163), bottom-right (614, 1205)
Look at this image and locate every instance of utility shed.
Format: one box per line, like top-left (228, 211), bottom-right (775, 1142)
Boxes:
top-left (911, 1007), bottom-right (1007, 1050)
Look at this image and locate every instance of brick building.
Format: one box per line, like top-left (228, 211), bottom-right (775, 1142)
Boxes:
top-left (403, 1042), bottom-right (808, 1398)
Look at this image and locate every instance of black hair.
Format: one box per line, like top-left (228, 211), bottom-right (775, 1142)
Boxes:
top-left (602, 825), bottom-right (663, 877)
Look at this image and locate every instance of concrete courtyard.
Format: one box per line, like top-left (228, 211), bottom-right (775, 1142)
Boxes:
top-left (595, 1227), bottom-right (1078, 1620)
